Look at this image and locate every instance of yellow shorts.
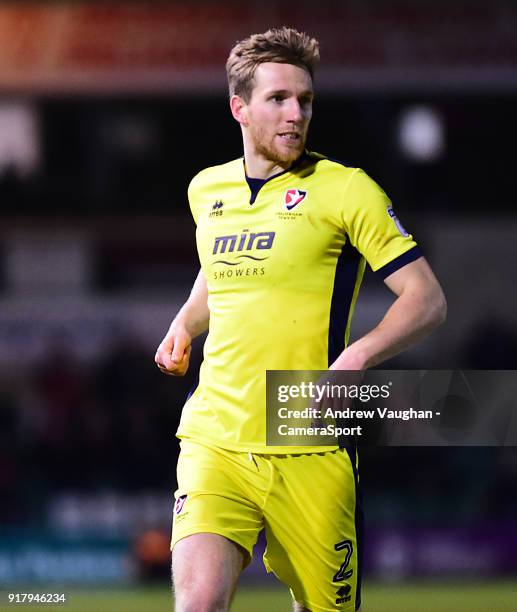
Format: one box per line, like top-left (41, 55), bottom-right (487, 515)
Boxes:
top-left (172, 439), bottom-right (362, 612)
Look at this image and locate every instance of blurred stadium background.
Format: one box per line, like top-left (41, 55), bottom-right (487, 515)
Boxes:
top-left (1, 1), bottom-right (517, 610)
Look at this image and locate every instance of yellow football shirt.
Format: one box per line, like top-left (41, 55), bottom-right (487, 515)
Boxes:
top-left (176, 152), bottom-right (420, 453)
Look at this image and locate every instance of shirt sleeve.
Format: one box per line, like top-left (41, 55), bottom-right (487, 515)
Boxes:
top-left (342, 168), bottom-right (422, 277)
top-left (187, 175), bottom-right (200, 226)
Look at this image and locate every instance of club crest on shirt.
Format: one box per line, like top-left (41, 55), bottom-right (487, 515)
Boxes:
top-left (174, 494), bottom-right (187, 515)
top-left (284, 189), bottom-right (307, 210)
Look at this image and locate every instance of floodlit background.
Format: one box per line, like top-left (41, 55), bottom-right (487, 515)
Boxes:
top-left (1, 1), bottom-right (517, 610)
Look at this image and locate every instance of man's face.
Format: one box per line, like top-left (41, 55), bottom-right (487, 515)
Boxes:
top-left (242, 62), bottom-right (313, 166)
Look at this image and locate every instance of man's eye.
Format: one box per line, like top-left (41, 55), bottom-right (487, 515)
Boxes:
top-left (272, 95), bottom-right (284, 102)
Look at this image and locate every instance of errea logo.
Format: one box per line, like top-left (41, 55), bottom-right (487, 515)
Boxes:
top-left (209, 200), bottom-right (224, 218)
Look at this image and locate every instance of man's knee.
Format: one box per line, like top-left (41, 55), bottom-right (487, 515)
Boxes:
top-left (172, 533), bottom-right (245, 612)
top-left (174, 587), bottom-right (229, 612)
top-left (173, 573), bottom-right (231, 612)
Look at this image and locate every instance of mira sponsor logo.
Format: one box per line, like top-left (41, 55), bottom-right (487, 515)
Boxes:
top-left (212, 230), bottom-right (275, 255)
top-left (211, 229), bottom-right (275, 277)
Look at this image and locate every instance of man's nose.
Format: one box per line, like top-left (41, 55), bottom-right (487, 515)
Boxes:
top-left (286, 99), bottom-right (303, 123)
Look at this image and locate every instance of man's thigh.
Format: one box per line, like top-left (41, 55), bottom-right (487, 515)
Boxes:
top-left (171, 439), bottom-right (265, 562)
top-left (263, 448), bottom-right (362, 612)
top-left (172, 533), bottom-right (244, 611)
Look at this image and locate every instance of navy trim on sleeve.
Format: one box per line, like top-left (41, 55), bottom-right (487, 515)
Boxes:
top-left (375, 246), bottom-right (423, 279)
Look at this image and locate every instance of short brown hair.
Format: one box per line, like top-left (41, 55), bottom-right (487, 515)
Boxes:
top-left (226, 27), bottom-right (320, 101)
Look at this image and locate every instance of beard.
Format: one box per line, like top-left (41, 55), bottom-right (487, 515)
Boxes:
top-left (250, 123), bottom-right (306, 167)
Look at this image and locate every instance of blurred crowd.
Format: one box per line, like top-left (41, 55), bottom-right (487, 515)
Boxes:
top-left (1, 333), bottom-right (517, 530)
top-left (0, 337), bottom-right (198, 526)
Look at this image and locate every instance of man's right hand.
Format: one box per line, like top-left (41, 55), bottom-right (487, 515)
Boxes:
top-left (155, 269), bottom-right (209, 376)
top-left (155, 326), bottom-right (192, 376)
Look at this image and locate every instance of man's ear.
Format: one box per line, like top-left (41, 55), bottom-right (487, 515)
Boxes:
top-left (230, 95), bottom-right (248, 126)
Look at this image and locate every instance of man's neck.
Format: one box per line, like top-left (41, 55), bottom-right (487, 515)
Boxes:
top-left (243, 155), bottom-right (289, 180)
top-left (242, 136), bottom-right (295, 179)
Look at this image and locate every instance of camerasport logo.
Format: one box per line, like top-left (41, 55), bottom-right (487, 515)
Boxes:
top-left (174, 494), bottom-right (187, 515)
top-left (284, 188), bottom-right (307, 210)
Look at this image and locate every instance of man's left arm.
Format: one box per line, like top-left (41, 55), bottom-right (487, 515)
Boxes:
top-left (331, 257), bottom-right (446, 371)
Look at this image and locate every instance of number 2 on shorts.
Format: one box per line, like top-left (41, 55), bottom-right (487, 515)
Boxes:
top-left (333, 539), bottom-right (353, 582)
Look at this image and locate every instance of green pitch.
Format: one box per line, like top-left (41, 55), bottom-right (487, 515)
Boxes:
top-left (14, 581), bottom-right (516, 611)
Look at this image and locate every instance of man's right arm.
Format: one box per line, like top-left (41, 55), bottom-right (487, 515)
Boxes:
top-left (154, 269), bottom-right (209, 376)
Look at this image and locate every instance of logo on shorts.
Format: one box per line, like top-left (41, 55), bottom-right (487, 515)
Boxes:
top-left (284, 188), bottom-right (307, 210)
top-left (174, 494), bottom-right (187, 515)
top-left (335, 584), bottom-right (352, 604)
